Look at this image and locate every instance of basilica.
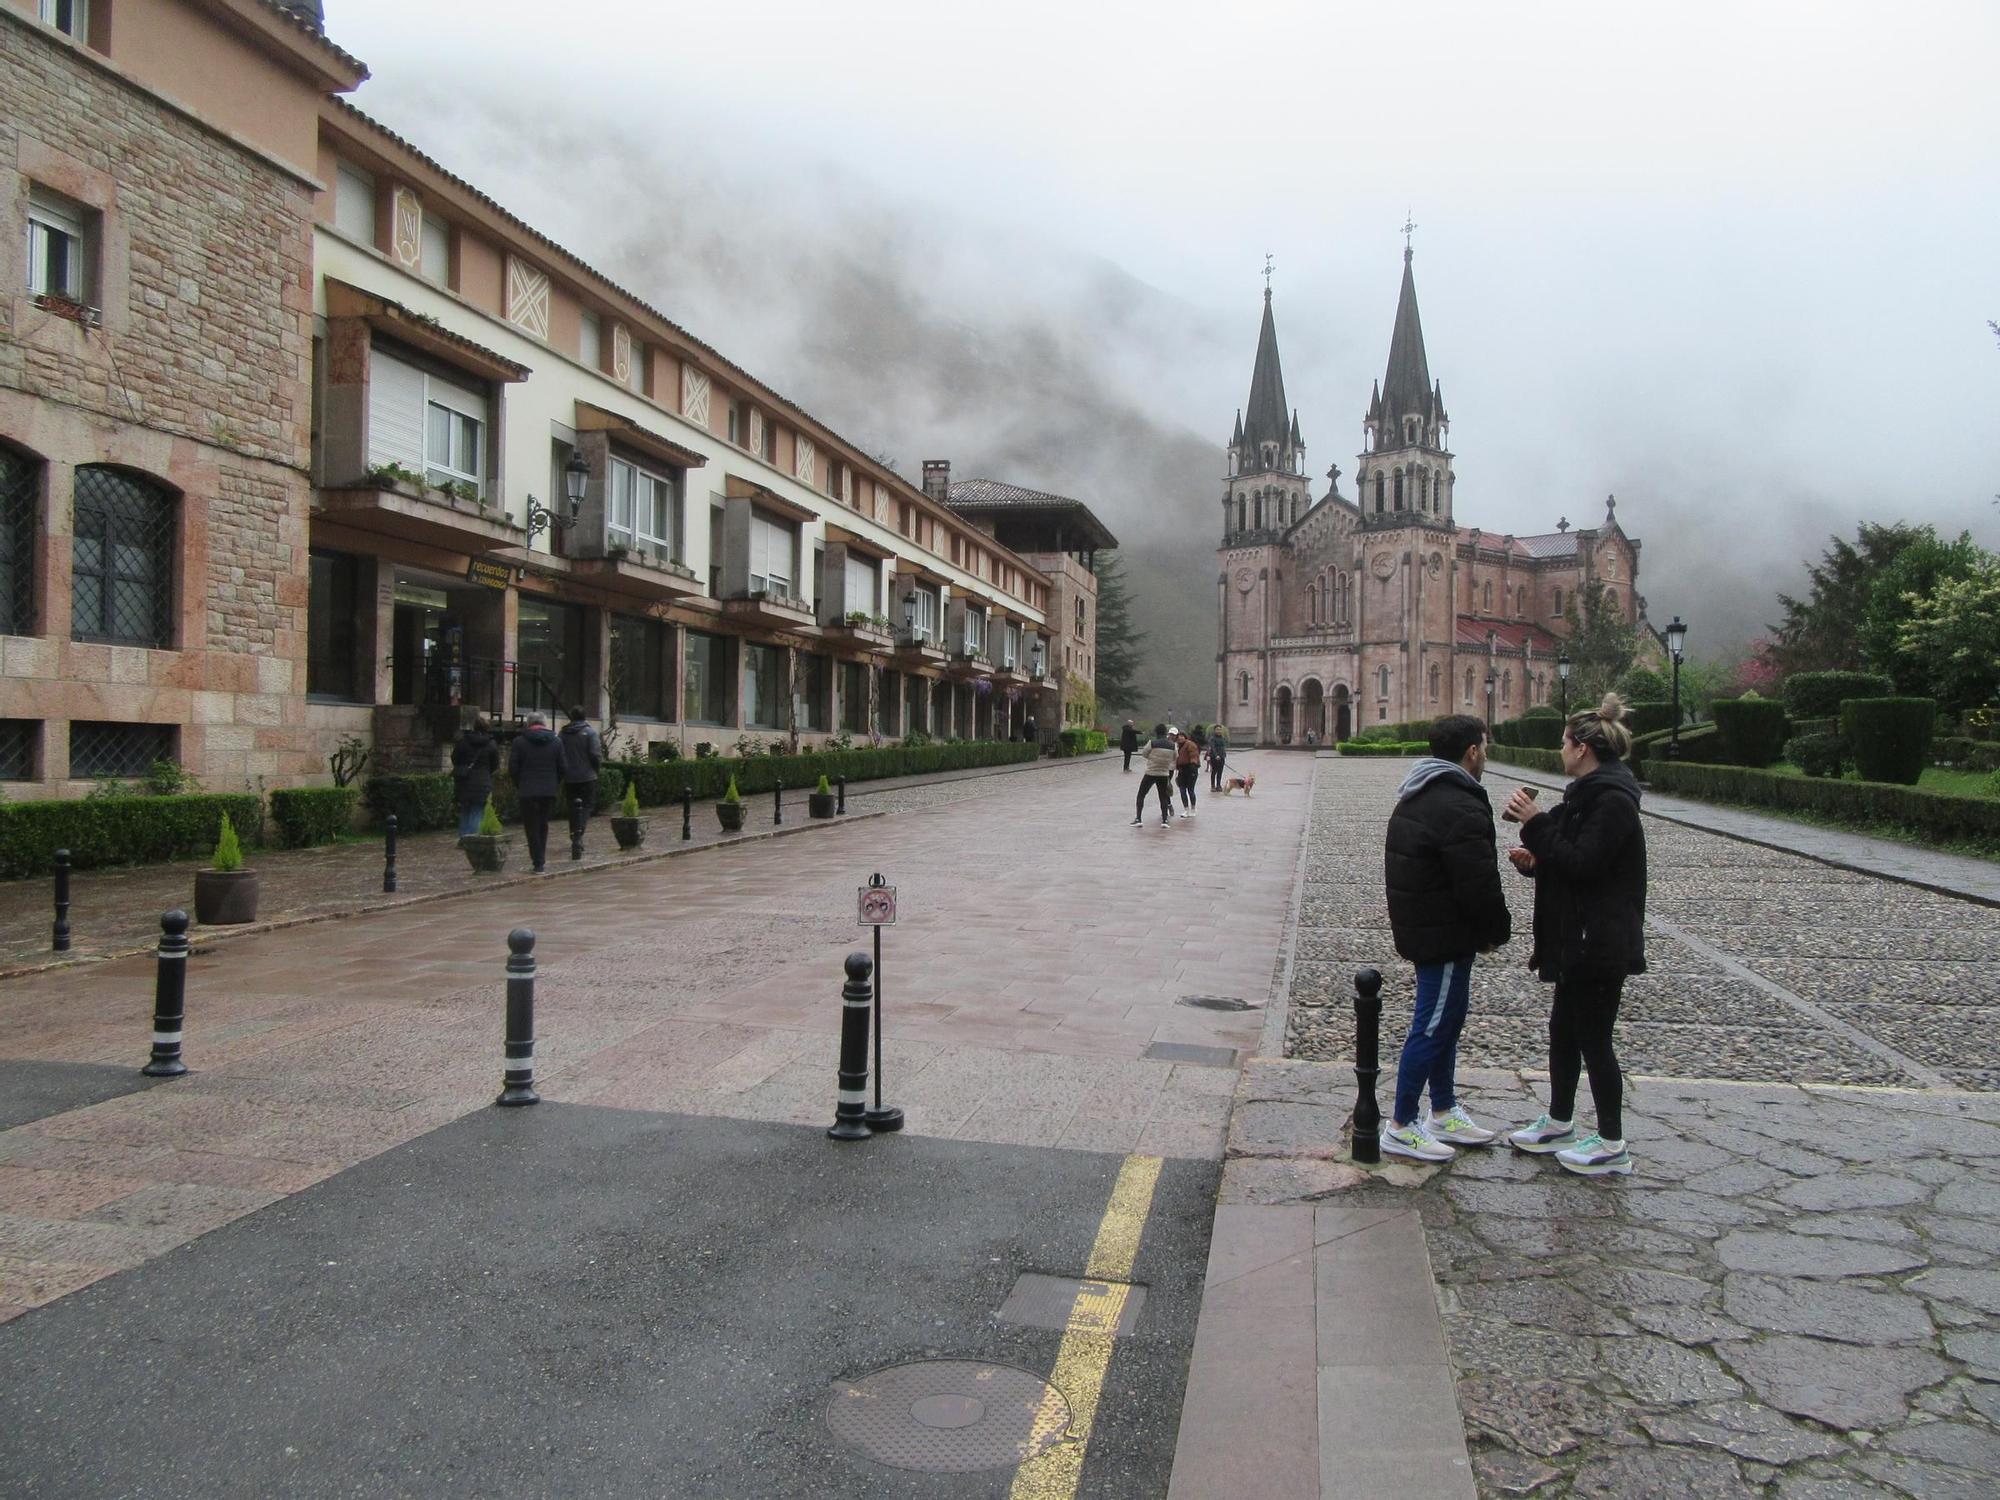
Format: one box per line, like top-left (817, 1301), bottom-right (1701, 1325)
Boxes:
top-left (1215, 248), bottom-right (1650, 745)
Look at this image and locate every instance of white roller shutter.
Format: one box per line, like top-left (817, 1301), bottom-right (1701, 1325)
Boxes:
top-left (367, 347), bottom-right (426, 472)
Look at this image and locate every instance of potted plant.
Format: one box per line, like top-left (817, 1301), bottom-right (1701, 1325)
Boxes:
top-left (193, 812), bottom-right (259, 925)
top-left (809, 773), bottom-right (836, 819)
top-left (611, 781), bottom-right (647, 851)
top-left (461, 797), bottom-right (510, 873)
top-left (716, 775), bottom-right (745, 832)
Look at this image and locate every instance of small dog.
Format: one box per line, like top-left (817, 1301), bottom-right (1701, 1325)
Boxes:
top-left (1221, 773), bottom-right (1256, 796)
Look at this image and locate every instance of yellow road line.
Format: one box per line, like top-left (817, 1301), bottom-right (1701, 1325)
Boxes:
top-left (1009, 1153), bottom-right (1164, 1500)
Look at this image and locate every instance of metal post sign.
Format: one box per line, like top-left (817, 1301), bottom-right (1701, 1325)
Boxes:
top-left (858, 875), bottom-right (897, 926)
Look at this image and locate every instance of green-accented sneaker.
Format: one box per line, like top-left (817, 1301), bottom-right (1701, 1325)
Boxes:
top-left (1555, 1133), bottom-right (1633, 1177)
top-left (1425, 1104), bottom-right (1497, 1146)
top-left (1508, 1113), bottom-right (1577, 1154)
top-left (1380, 1120), bottom-right (1454, 1163)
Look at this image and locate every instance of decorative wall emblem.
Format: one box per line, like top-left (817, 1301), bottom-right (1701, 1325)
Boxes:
top-left (611, 324), bottom-right (632, 385)
top-left (505, 257), bottom-right (550, 339)
top-left (795, 436), bottom-right (817, 484)
top-left (1429, 552), bottom-right (1444, 576)
top-left (681, 366), bottom-right (711, 426)
top-left (1371, 551), bottom-right (1396, 579)
top-left (1234, 567), bottom-right (1255, 593)
top-left (391, 187), bottom-right (423, 269)
top-left (748, 409), bottom-right (764, 457)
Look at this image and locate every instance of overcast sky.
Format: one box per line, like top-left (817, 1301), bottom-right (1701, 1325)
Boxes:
top-left (324, 0), bottom-right (1999, 655)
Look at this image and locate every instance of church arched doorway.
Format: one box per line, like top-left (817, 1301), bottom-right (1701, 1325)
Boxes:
top-left (1274, 686), bottom-right (1294, 745)
top-left (1332, 684), bottom-right (1352, 743)
top-left (1300, 679), bottom-right (1325, 746)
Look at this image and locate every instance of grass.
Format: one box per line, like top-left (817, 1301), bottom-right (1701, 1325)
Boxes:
top-left (1669, 760), bottom-right (2000, 865)
top-left (1765, 762), bottom-right (1997, 798)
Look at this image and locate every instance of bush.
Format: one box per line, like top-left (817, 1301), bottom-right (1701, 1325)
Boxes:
top-left (1056, 728), bottom-right (1108, 756)
top-left (0, 792), bottom-right (263, 878)
top-left (1710, 697), bottom-right (1791, 768)
top-left (269, 787), bottom-right (359, 848)
top-left (1782, 671), bottom-right (1895, 720)
top-left (477, 798), bottom-right (501, 836)
top-left (1623, 701), bottom-right (1676, 739)
top-left (1934, 736), bottom-right (2000, 772)
top-left (1335, 740), bottom-right (1428, 757)
top-left (1645, 758), bottom-right (2000, 844)
top-left (1788, 717), bottom-right (1839, 740)
top-left (364, 774), bottom-right (455, 833)
top-left (595, 764), bottom-right (627, 813)
top-left (620, 781), bottom-right (641, 817)
top-left (1786, 732), bottom-right (1845, 779)
top-left (612, 740), bottom-right (1038, 805)
top-left (212, 812), bottom-right (244, 872)
top-left (1841, 698), bottom-right (1936, 787)
top-left (1630, 722), bottom-right (1732, 771)
top-left (1496, 713), bottom-right (1564, 750)
top-left (1616, 668), bottom-right (1671, 702)
top-left (1486, 745), bottom-right (1564, 775)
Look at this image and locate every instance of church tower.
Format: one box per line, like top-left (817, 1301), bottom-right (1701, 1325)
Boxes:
top-left (1222, 286), bottom-right (1308, 543)
top-left (1357, 244), bottom-right (1454, 529)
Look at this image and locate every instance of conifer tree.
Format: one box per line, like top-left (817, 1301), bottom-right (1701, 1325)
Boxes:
top-left (1091, 551), bottom-right (1145, 714)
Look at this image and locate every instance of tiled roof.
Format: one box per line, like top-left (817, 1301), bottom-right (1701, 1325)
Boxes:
top-left (1454, 617), bottom-right (1565, 654)
top-left (255, 0), bottom-right (369, 80)
top-left (946, 479), bottom-right (1120, 549)
top-left (1518, 532), bottom-right (1580, 559)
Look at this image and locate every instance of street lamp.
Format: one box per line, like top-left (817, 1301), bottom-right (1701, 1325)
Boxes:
top-left (1484, 668), bottom-right (1497, 729)
top-left (1665, 615), bottom-right (1689, 761)
top-left (527, 450), bottom-right (590, 539)
top-left (902, 592), bottom-right (917, 643)
top-left (1557, 649), bottom-right (1571, 718)
top-left (1030, 637), bottom-right (1045, 680)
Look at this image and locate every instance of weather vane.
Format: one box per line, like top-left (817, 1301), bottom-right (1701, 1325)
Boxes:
top-left (1401, 211), bottom-right (1417, 255)
top-left (1263, 252), bottom-right (1275, 292)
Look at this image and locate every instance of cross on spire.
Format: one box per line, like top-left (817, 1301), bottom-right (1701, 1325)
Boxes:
top-left (1263, 252), bottom-right (1275, 299)
top-left (1400, 211), bottom-right (1417, 263)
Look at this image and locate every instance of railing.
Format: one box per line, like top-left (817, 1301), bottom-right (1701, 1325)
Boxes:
top-left (391, 655), bottom-right (552, 723)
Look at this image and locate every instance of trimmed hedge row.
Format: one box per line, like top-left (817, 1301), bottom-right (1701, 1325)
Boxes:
top-left (1783, 671), bottom-right (1894, 719)
top-left (616, 741), bottom-right (1038, 806)
top-left (1710, 697), bottom-right (1791, 768)
top-left (1842, 698), bottom-right (1936, 786)
top-left (1056, 728), bottom-right (1108, 756)
top-left (1622, 701), bottom-right (1677, 739)
top-left (1493, 710), bottom-right (1564, 750)
top-left (1644, 759), bottom-right (2000, 844)
top-left (1336, 740), bottom-right (1428, 757)
top-left (0, 793), bottom-right (265, 878)
top-left (1936, 736), bottom-right (2000, 772)
top-left (1486, 745), bottom-right (1564, 775)
top-left (269, 787), bottom-right (359, 848)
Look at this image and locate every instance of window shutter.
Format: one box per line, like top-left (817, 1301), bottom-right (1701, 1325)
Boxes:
top-left (367, 348), bottom-right (426, 471)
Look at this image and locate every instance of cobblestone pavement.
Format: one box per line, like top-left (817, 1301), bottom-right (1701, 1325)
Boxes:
top-left (0, 755), bottom-right (1097, 975)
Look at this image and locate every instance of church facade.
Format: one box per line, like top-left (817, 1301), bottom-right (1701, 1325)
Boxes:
top-left (1216, 250), bottom-right (1649, 746)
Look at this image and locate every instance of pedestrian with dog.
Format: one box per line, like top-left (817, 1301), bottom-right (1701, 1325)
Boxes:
top-left (1120, 720), bottom-right (1140, 773)
top-left (1130, 722), bottom-right (1177, 828)
top-left (1503, 695), bottom-right (1647, 1177)
top-left (1174, 727), bottom-right (1202, 815)
top-left (1381, 714), bottom-right (1512, 1161)
top-left (1206, 724), bottom-right (1230, 792)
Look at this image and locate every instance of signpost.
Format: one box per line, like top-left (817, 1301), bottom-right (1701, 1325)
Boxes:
top-left (857, 874), bottom-right (903, 1132)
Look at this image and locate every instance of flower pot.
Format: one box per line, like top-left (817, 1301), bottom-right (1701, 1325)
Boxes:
top-left (461, 833), bottom-right (510, 874)
top-left (716, 801), bottom-right (745, 833)
top-left (808, 792), bottom-right (836, 819)
top-left (193, 869), bottom-right (260, 925)
top-left (611, 815), bottom-right (647, 851)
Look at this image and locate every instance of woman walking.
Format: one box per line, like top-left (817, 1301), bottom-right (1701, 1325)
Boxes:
top-left (450, 713), bottom-right (500, 839)
top-left (1174, 727), bottom-right (1202, 815)
top-left (1503, 695), bottom-right (1646, 1177)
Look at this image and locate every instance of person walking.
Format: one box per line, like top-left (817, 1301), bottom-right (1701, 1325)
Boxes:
top-left (449, 713), bottom-right (499, 840)
top-left (559, 705), bottom-right (604, 859)
top-left (1206, 724), bottom-right (1230, 793)
top-left (507, 711), bottom-right (564, 873)
top-left (1381, 714), bottom-right (1512, 1161)
top-left (1504, 695), bottom-right (1646, 1177)
top-left (1120, 719), bottom-right (1140, 773)
top-left (1131, 723), bottom-right (1176, 828)
top-left (1174, 726), bottom-right (1202, 815)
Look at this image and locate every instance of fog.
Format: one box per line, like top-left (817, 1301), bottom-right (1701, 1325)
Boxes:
top-left (320, 0), bottom-right (2000, 710)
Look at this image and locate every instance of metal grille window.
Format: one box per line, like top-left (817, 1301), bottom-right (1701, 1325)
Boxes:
top-left (0, 446), bottom-right (38, 635)
top-left (71, 466), bottom-right (175, 648)
top-left (70, 721), bottom-right (173, 779)
top-left (0, 720), bottom-right (35, 779)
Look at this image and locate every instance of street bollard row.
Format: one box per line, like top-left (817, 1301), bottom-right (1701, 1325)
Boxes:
top-left (497, 927), bottom-right (540, 1106)
top-left (52, 849), bottom-right (71, 953)
top-left (828, 952), bottom-right (874, 1140)
top-left (141, 910), bottom-right (190, 1078)
top-left (1350, 966), bottom-right (1383, 1163)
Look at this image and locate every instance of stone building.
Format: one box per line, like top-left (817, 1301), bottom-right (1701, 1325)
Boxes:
top-left (1216, 249), bottom-right (1650, 745)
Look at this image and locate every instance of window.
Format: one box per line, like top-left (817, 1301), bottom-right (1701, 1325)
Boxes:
top-left (908, 584), bottom-right (940, 642)
top-left (961, 603), bottom-right (986, 656)
top-left (26, 187), bottom-right (89, 302)
top-left (1373, 472), bottom-right (1384, 512)
top-left (748, 512), bottom-right (795, 598)
top-left (1605, 589), bottom-right (1618, 613)
top-left (1517, 587), bottom-right (1527, 617)
top-left (880, 671), bottom-right (903, 736)
top-left (70, 721), bottom-right (173, 779)
top-left (683, 629), bottom-right (731, 724)
top-left (1238, 672), bottom-right (1250, 705)
top-left (744, 641), bottom-right (785, 729)
top-left (844, 553), bottom-right (878, 617)
top-left (307, 550), bottom-right (362, 700)
top-left (370, 346), bottom-right (488, 498)
top-left (0, 445), bottom-right (38, 635)
top-left (39, 0), bottom-right (89, 40)
top-left (0, 720), bottom-right (35, 779)
top-left (760, 417), bottom-right (777, 465)
top-left (1482, 580), bottom-right (1492, 611)
top-left (1552, 588), bottom-right (1564, 618)
top-left (514, 599), bottom-right (584, 716)
top-left (1502, 670), bottom-right (1513, 707)
top-left (1428, 664), bottom-right (1440, 702)
top-left (1377, 666), bottom-right (1390, 698)
top-left (1420, 470), bottom-right (1429, 507)
top-left (827, 458), bottom-right (845, 501)
top-left (841, 661), bottom-right (870, 734)
top-left (727, 400), bottom-right (747, 447)
top-left (72, 466), bottom-right (174, 648)
top-left (610, 613), bottom-right (670, 720)
top-left (578, 310), bottom-right (601, 371)
top-left (799, 652), bottom-right (830, 731)
top-left (630, 339), bottom-right (648, 394)
top-left (607, 456), bottom-right (681, 558)
top-left (334, 162), bottom-right (376, 244)
top-left (1393, 469), bottom-right (1404, 509)
top-left (419, 215), bottom-right (449, 285)
top-left (1003, 623), bottom-right (1021, 669)
top-left (1074, 597), bottom-right (1086, 637)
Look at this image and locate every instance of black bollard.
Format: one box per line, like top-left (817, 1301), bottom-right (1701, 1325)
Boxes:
top-left (141, 910), bottom-right (191, 1077)
top-left (681, 783), bottom-right (693, 841)
top-left (836, 775), bottom-right (847, 815)
top-left (382, 814), bottom-right (398, 894)
top-left (570, 795), bottom-right (585, 861)
top-left (496, 927), bottom-right (540, 1106)
top-left (1350, 967), bottom-right (1383, 1163)
top-left (52, 849), bottom-right (71, 953)
top-left (773, 778), bottom-right (783, 827)
top-left (828, 951), bottom-right (873, 1141)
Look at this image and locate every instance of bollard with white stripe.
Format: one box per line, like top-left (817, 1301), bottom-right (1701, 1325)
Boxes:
top-left (828, 951), bottom-right (873, 1141)
top-left (141, 910), bottom-right (190, 1077)
top-left (495, 926), bottom-right (540, 1107)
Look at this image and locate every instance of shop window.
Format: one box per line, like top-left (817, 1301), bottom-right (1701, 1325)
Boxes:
top-left (0, 445), bottom-right (39, 635)
top-left (610, 613), bottom-right (670, 720)
top-left (683, 629), bottom-right (732, 725)
top-left (71, 466), bottom-right (175, 648)
top-left (307, 550), bottom-right (363, 700)
top-left (70, 721), bottom-right (173, 779)
top-left (514, 598), bottom-right (584, 716)
top-left (799, 652), bottom-right (830, 731)
top-left (743, 641), bottom-right (785, 729)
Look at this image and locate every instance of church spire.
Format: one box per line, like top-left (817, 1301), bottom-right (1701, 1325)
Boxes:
top-left (1240, 286), bottom-right (1293, 459)
top-left (1379, 249), bottom-right (1434, 433)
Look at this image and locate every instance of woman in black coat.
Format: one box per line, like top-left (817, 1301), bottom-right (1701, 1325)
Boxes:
top-left (450, 714), bottom-right (500, 838)
top-left (1502, 695), bottom-right (1646, 1177)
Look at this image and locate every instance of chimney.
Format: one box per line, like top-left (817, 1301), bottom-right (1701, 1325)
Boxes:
top-left (921, 460), bottom-right (951, 504)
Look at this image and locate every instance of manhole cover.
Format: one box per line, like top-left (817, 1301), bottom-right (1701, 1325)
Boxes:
top-left (1177, 994), bottom-right (1258, 1012)
top-left (826, 1359), bottom-right (1071, 1473)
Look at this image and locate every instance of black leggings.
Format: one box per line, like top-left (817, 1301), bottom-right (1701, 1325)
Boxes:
top-left (1176, 766), bottom-right (1198, 808)
top-left (1208, 756), bottom-right (1225, 790)
top-left (1136, 774), bottom-right (1173, 820)
top-left (1548, 976), bottom-right (1624, 1141)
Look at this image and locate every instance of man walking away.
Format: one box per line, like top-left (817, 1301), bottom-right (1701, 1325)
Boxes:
top-left (1132, 723), bottom-right (1176, 828)
top-left (1120, 720), bottom-right (1140, 773)
top-left (450, 713), bottom-right (499, 840)
top-left (508, 711), bottom-right (565, 873)
top-left (1174, 727), bottom-right (1201, 814)
top-left (1207, 725), bottom-right (1230, 792)
top-left (559, 705), bottom-right (604, 859)
top-left (1381, 714), bottom-right (1511, 1161)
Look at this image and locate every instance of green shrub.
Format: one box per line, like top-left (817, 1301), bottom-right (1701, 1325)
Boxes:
top-left (815, 773), bottom-right (832, 795)
top-left (1934, 736), bottom-right (2000, 772)
top-left (1335, 740), bottom-right (1428, 757)
top-left (0, 792), bottom-right (264, 879)
top-left (620, 781), bottom-right (640, 816)
top-left (1710, 697), bottom-right (1791, 768)
top-left (268, 787), bottom-right (358, 848)
top-left (611, 741), bottom-right (1038, 805)
top-left (1841, 698), bottom-right (1936, 787)
top-left (212, 812), bottom-right (244, 872)
top-left (1788, 717), bottom-right (1839, 740)
top-left (1645, 758), bottom-right (2000, 844)
top-left (594, 764), bottom-right (626, 814)
top-left (1630, 721), bottom-right (1731, 771)
top-left (1503, 714), bottom-right (1564, 750)
top-left (1616, 668), bottom-right (1671, 702)
top-left (1786, 732), bottom-right (1845, 779)
top-left (1783, 671), bottom-right (1895, 720)
top-left (1486, 744), bottom-right (1565, 775)
top-left (364, 773), bottom-right (455, 832)
top-left (723, 776), bottom-right (741, 803)
top-left (1623, 701), bottom-right (1676, 739)
top-left (477, 798), bottom-right (501, 836)
top-left (1055, 728), bottom-right (1108, 756)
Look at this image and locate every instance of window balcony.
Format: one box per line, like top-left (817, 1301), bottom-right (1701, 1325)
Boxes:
top-left (570, 548), bottom-right (704, 604)
top-left (891, 625), bottom-right (946, 665)
top-left (721, 586), bottom-right (817, 632)
top-left (317, 467), bottom-right (525, 555)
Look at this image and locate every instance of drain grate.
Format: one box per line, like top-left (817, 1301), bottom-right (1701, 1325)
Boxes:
top-left (996, 1273), bottom-right (1147, 1337)
top-left (826, 1359), bottom-right (1071, 1473)
top-left (1176, 994), bottom-right (1258, 1012)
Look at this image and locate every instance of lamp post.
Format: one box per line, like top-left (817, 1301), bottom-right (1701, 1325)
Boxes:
top-left (902, 592), bottom-right (917, 645)
top-left (1557, 649), bottom-right (1571, 719)
top-left (1665, 615), bottom-right (1689, 761)
top-left (527, 450), bottom-right (590, 540)
top-left (1484, 668), bottom-right (1497, 729)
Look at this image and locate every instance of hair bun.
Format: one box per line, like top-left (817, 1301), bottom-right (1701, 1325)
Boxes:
top-left (1597, 692), bottom-right (1627, 723)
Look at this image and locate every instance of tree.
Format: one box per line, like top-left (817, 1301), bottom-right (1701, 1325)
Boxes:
top-left (1091, 551), bottom-right (1145, 714)
top-left (1857, 529), bottom-right (1986, 692)
top-left (1891, 556), bottom-right (2000, 716)
top-left (1766, 523), bottom-right (1924, 675)
top-left (1561, 579), bottom-right (1637, 705)
top-left (1614, 666), bottom-right (1670, 702)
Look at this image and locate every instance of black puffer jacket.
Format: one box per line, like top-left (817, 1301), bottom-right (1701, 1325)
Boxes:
top-left (449, 728), bottom-right (499, 808)
top-left (1384, 761), bottom-right (1512, 964)
top-left (1519, 759), bottom-right (1648, 983)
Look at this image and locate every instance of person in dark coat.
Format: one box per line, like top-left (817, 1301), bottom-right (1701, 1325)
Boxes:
top-left (1119, 720), bottom-right (1140, 772)
top-left (450, 713), bottom-right (500, 839)
top-left (558, 705), bottom-right (604, 859)
top-left (1206, 725), bottom-right (1230, 792)
top-left (1381, 714), bottom-right (1511, 1161)
top-left (1504, 694), bottom-right (1646, 1178)
top-left (507, 710), bottom-right (564, 872)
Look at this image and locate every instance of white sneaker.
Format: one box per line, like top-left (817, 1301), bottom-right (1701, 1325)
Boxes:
top-left (1556, 1134), bottom-right (1633, 1177)
top-left (1426, 1104), bottom-right (1496, 1146)
top-left (1381, 1120), bottom-right (1454, 1162)
top-left (1508, 1113), bottom-right (1577, 1154)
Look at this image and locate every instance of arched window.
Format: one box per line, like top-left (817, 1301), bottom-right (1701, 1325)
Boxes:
top-left (1307, 582), bottom-right (1318, 624)
top-left (1502, 670), bottom-right (1512, 706)
top-left (1239, 671), bottom-right (1251, 705)
top-left (1517, 587), bottom-right (1527, 617)
top-left (1254, 497), bottom-right (1263, 530)
top-left (1552, 587), bottom-right (1564, 618)
top-left (1236, 496), bottom-right (1247, 532)
top-left (1377, 665), bottom-right (1390, 698)
top-left (1428, 663), bottom-right (1440, 702)
top-left (1373, 472), bottom-right (1384, 512)
top-left (0, 443), bottom-right (41, 636)
top-left (1464, 667), bottom-right (1475, 703)
top-left (1393, 469), bottom-right (1404, 509)
top-left (1482, 580), bottom-right (1492, 611)
top-left (1420, 470), bottom-right (1430, 506)
top-left (1404, 418), bottom-right (1416, 444)
top-left (72, 466), bottom-right (176, 648)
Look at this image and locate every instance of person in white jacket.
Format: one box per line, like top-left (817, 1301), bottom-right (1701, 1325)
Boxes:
top-left (1131, 723), bottom-right (1178, 828)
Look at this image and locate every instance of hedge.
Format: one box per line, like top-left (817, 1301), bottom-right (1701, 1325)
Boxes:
top-left (1789, 717), bottom-right (1839, 740)
top-left (1935, 736), bottom-right (2000, 772)
top-left (1784, 732), bottom-right (1845, 779)
top-left (364, 774), bottom-right (456, 833)
top-left (1783, 671), bottom-right (1895, 720)
top-left (1841, 698), bottom-right (1936, 787)
top-left (1335, 740), bottom-right (1428, 757)
top-left (1623, 701), bottom-right (1676, 739)
top-left (1056, 728), bottom-right (1108, 756)
top-left (1631, 721), bottom-right (1731, 770)
top-left (615, 741), bottom-right (1038, 805)
top-left (1710, 698), bottom-right (1791, 768)
top-left (1643, 759), bottom-right (2000, 844)
top-left (0, 792), bottom-right (264, 879)
top-left (269, 787), bottom-right (359, 848)
top-left (1494, 713), bottom-right (1563, 750)
top-left (1486, 745), bottom-right (1564, 775)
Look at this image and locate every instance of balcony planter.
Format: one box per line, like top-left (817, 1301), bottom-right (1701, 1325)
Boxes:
top-left (610, 816), bottom-right (647, 850)
top-left (460, 833), bottom-right (510, 873)
top-left (193, 812), bottom-right (258, 925)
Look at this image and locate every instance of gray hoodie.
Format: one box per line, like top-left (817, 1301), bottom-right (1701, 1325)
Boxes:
top-left (1396, 756), bottom-right (1481, 802)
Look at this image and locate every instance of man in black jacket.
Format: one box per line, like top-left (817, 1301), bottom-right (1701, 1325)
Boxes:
top-left (507, 711), bottom-right (565, 873)
top-left (1381, 714), bottom-right (1512, 1161)
top-left (1119, 720), bottom-right (1140, 772)
top-left (558, 706), bottom-right (604, 860)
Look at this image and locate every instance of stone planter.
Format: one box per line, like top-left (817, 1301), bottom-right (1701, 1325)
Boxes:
top-left (461, 833), bottom-right (510, 874)
top-left (193, 869), bottom-right (259, 925)
top-left (716, 801), bottom-right (745, 833)
top-left (808, 791), bottom-right (836, 819)
top-left (611, 815), bottom-right (647, 851)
